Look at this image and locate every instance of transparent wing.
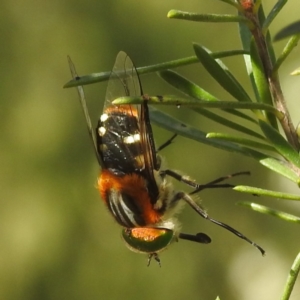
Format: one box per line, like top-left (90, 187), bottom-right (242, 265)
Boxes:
top-left (98, 52), bottom-right (145, 173)
top-left (67, 56), bottom-right (103, 166)
top-left (104, 51), bottom-right (142, 109)
top-left (100, 51), bottom-right (159, 203)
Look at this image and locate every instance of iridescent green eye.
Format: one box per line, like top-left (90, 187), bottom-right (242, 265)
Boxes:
top-left (121, 227), bottom-right (175, 254)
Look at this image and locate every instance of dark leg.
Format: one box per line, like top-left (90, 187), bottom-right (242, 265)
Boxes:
top-left (172, 191), bottom-right (265, 255)
top-left (178, 232), bottom-right (211, 244)
top-left (147, 253), bottom-right (161, 267)
top-left (156, 133), bottom-right (177, 153)
top-left (160, 169), bottom-right (250, 193)
top-left (190, 171), bottom-right (250, 195)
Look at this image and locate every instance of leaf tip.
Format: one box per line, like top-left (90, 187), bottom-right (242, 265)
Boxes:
top-left (63, 80), bottom-right (73, 89)
top-left (167, 10), bottom-right (177, 19)
top-left (291, 68), bottom-right (300, 76)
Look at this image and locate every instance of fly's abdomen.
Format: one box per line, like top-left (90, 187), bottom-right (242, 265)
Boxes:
top-left (98, 169), bottom-right (162, 227)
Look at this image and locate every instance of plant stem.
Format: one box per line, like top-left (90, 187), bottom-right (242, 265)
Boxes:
top-left (241, 0), bottom-right (300, 150)
top-left (280, 252), bottom-right (300, 300)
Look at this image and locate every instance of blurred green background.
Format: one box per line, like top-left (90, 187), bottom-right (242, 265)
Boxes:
top-left (1, 1), bottom-right (300, 299)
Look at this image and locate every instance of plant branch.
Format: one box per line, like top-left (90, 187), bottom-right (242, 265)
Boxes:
top-left (240, 0), bottom-right (300, 150)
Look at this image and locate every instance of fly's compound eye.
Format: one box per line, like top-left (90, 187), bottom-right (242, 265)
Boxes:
top-left (121, 227), bottom-right (175, 254)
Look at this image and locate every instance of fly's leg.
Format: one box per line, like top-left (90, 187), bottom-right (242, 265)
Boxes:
top-left (147, 253), bottom-right (161, 267)
top-left (161, 169), bottom-right (250, 192)
top-left (171, 191), bottom-right (265, 256)
top-left (178, 232), bottom-right (211, 244)
top-left (156, 133), bottom-right (177, 153)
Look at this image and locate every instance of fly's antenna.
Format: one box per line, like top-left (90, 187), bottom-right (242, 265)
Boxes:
top-left (67, 56), bottom-right (103, 166)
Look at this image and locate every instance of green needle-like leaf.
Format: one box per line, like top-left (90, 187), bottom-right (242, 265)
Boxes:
top-left (281, 252), bottom-right (300, 300)
top-left (207, 133), bottom-right (275, 151)
top-left (250, 39), bottom-right (271, 106)
top-left (64, 51), bottom-right (248, 88)
top-left (238, 9), bottom-right (275, 120)
top-left (148, 107), bottom-right (285, 163)
top-left (218, 0), bottom-right (240, 8)
top-left (222, 109), bottom-right (257, 123)
top-left (274, 34), bottom-right (300, 73)
top-left (159, 69), bottom-right (257, 123)
top-left (234, 186), bottom-right (300, 200)
top-left (274, 20), bottom-right (300, 41)
top-left (263, 0), bottom-right (287, 31)
top-left (196, 109), bottom-right (265, 140)
top-left (167, 10), bottom-right (248, 23)
top-left (250, 39), bottom-right (277, 127)
top-left (291, 68), bottom-right (300, 76)
top-left (148, 106), bottom-right (261, 156)
top-left (257, 4), bottom-right (277, 66)
top-left (238, 202), bottom-right (300, 223)
top-left (193, 43), bottom-right (253, 103)
top-left (113, 95), bottom-right (281, 115)
top-left (147, 107), bottom-right (299, 184)
top-left (259, 120), bottom-right (300, 168)
top-left (238, 15), bottom-right (261, 102)
top-left (158, 70), bottom-right (217, 101)
top-left (258, 157), bottom-right (300, 185)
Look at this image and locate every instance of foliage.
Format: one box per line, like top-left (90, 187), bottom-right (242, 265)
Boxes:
top-left (64, 0), bottom-right (300, 299)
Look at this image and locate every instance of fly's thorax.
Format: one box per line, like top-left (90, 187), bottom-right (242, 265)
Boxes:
top-left (155, 154), bottom-right (162, 170)
top-left (97, 106), bottom-right (144, 174)
top-left (151, 169), bottom-right (171, 210)
top-left (155, 154), bottom-right (166, 171)
top-left (153, 167), bottom-right (187, 219)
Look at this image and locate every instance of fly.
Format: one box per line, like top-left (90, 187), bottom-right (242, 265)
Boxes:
top-left (67, 51), bottom-right (265, 266)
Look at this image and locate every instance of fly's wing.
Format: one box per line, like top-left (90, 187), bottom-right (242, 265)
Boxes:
top-left (97, 51), bottom-right (157, 193)
top-left (68, 56), bottom-right (103, 167)
top-left (104, 51), bottom-right (141, 109)
top-left (139, 99), bottom-right (160, 202)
